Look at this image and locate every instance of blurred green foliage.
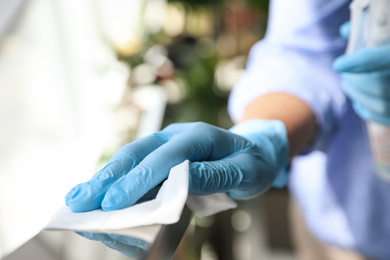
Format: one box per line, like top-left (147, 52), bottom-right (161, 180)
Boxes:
top-left (162, 37), bottom-right (229, 128)
top-left (118, 0), bottom-right (269, 130)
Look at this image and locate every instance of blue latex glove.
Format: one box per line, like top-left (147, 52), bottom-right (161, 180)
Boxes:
top-left (334, 27), bottom-right (390, 125)
top-left (77, 232), bottom-right (149, 258)
top-left (65, 120), bottom-right (289, 212)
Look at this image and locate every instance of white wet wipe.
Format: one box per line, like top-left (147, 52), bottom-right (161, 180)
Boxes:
top-left (45, 160), bottom-right (237, 232)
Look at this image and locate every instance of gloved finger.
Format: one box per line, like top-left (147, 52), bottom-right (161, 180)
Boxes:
top-left (101, 123), bottom-right (249, 211)
top-left (334, 45), bottom-right (390, 73)
top-left (340, 20), bottom-right (350, 39)
top-left (353, 103), bottom-right (390, 126)
top-left (65, 158), bottom-right (138, 212)
top-left (342, 82), bottom-right (390, 117)
top-left (342, 72), bottom-right (390, 97)
top-left (65, 134), bottom-right (167, 212)
top-left (188, 149), bottom-right (276, 200)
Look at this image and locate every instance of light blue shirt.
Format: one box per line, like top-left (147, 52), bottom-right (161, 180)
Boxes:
top-left (228, 0), bottom-right (390, 259)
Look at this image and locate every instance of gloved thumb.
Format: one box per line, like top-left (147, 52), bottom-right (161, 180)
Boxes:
top-left (334, 45), bottom-right (390, 73)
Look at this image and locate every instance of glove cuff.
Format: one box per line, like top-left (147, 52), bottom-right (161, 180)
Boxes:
top-left (229, 119), bottom-right (290, 188)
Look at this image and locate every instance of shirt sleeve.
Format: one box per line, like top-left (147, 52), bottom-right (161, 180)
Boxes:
top-left (228, 0), bottom-right (351, 151)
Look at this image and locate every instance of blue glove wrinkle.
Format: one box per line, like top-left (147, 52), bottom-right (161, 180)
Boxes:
top-left (150, 131), bottom-right (171, 143)
top-left (94, 156), bottom-right (137, 180)
top-left (174, 134), bottom-right (214, 162)
top-left (238, 139), bottom-right (279, 192)
top-left (227, 160), bottom-right (276, 200)
top-left (64, 187), bottom-right (76, 205)
top-left (101, 166), bottom-right (154, 211)
top-left (174, 122), bottom-right (235, 161)
top-left (101, 173), bottom-right (149, 211)
top-left (188, 126), bottom-right (284, 199)
top-left (66, 182), bottom-right (110, 212)
top-left (189, 160), bottom-right (244, 195)
top-left (186, 122), bottom-right (282, 197)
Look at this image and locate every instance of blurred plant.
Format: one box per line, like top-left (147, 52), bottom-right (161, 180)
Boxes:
top-left (111, 0), bottom-right (269, 133)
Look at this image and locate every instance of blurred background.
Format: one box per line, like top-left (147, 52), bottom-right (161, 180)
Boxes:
top-left (0, 0), bottom-right (295, 259)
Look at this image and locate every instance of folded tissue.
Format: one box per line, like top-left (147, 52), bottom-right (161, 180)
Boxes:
top-left (45, 160), bottom-right (237, 232)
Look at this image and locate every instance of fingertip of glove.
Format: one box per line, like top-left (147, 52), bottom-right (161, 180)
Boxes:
top-left (340, 21), bottom-right (350, 39)
top-left (65, 184), bottom-right (105, 212)
top-left (64, 188), bottom-right (75, 205)
top-left (67, 199), bottom-right (99, 213)
top-left (65, 186), bottom-right (82, 205)
top-left (67, 203), bottom-right (87, 213)
top-left (333, 56), bottom-right (350, 72)
top-left (101, 203), bottom-right (116, 212)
